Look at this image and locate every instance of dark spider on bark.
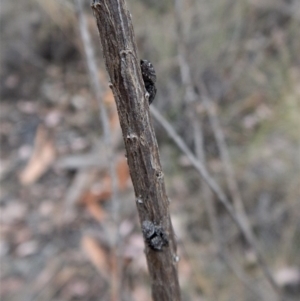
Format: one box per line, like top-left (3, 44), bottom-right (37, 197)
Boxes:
top-left (142, 220), bottom-right (168, 251)
top-left (140, 59), bottom-right (157, 105)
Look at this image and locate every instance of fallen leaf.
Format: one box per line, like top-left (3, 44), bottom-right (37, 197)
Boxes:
top-left (78, 156), bottom-right (130, 223)
top-left (79, 175), bottom-right (110, 223)
top-left (116, 156), bottom-right (130, 190)
top-left (81, 236), bottom-right (109, 277)
top-left (83, 192), bottom-right (107, 222)
top-left (103, 89), bottom-right (121, 144)
top-left (19, 125), bottom-right (55, 185)
top-left (82, 159), bottom-right (129, 202)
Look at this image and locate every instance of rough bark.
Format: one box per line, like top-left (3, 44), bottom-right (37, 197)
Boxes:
top-left (91, 1), bottom-right (181, 300)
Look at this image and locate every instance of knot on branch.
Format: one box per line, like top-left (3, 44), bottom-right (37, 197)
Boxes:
top-left (136, 196), bottom-right (143, 204)
top-left (173, 254), bottom-right (180, 263)
top-left (120, 49), bottom-right (135, 57)
top-left (126, 133), bottom-right (138, 144)
top-left (155, 170), bottom-right (164, 182)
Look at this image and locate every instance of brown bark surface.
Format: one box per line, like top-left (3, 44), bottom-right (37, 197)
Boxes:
top-left (91, 1), bottom-right (181, 300)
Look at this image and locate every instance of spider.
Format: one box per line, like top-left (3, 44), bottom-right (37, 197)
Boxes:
top-left (140, 59), bottom-right (157, 105)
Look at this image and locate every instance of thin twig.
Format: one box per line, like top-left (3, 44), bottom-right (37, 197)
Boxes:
top-left (193, 119), bottom-right (259, 295)
top-left (150, 106), bottom-right (282, 299)
top-left (172, 0), bottom-right (281, 296)
top-left (174, 0), bottom-right (244, 292)
top-left (151, 106), bottom-right (237, 219)
top-left (199, 83), bottom-right (281, 296)
top-left (75, 1), bottom-right (121, 300)
top-left (200, 83), bottom-right (246, 217)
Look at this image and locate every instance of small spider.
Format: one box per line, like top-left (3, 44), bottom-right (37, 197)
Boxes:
top-left (140, 59), bottom-right (157, 105)
top-left (142, 220), bottom-right (168, 251)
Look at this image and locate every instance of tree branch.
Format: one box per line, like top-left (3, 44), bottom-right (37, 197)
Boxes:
top-left (91, 1), bottom-right (181, 300)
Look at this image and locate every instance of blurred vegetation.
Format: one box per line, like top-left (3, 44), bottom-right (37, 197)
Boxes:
top-left (1, 0), bottom-right (299, 301)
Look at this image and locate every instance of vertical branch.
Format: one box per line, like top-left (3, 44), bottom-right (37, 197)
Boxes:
top-left (174, 0), bottom-right (223, 289)
top-left (75, 0), bottom-right (118, 208)
top-left (199, 84), bottom-right (281, 296)
top-left (176, 0), bottom-right (252, 295)
top-left (91, 1), bottom-right (181, 301)
top-left (173, 0), bottom-right (280, 296)
top-left (174, 0), bottom-right (216, 253)
top-left (200, 84), bottom-right (246, 220)
top-left (173, 2), bottom-right (225, 254)
top-left (75, 1), bottom-right (120, 300)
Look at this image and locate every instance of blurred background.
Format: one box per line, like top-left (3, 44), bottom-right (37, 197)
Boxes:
top-left (1, 0), bottom-right (300, 300)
